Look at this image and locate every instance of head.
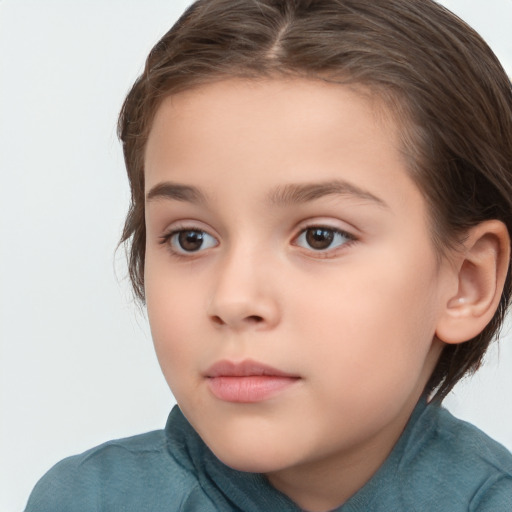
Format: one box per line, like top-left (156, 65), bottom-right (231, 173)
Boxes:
top-left (118, 0), bottom-right (512, 403)
top-left (117, 4), bottom-right (512, 506)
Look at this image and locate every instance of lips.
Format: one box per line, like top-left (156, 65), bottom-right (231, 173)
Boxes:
top-left (204, 359), bottom-right (300, 403)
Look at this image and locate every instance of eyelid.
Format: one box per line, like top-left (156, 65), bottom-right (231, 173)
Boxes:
top-left (159, 219), bottom-right (218, 240)
top-left (294, 217), bottom-right (359, 237)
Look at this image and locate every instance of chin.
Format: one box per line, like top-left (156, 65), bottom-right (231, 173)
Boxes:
top-left (215, 450), bottom-right (286, 474)
top-left (206, 435), bottom-right (292, 474)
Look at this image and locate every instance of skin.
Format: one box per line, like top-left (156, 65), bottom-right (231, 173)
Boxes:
top-left (143, 78), bottom-right (461, 511)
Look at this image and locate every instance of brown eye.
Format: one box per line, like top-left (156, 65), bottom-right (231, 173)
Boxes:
top-left (178, 230), bottom-right (204, 251)
top-left (295, 227), bottom-right (353, 252)
top-left (305, 228), bottom-right (335, 250)
top-left (169, 229), bottom-right (218, 253)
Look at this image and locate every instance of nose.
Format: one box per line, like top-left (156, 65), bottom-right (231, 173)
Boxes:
top-left (206, 248), bottom-right (281, 331)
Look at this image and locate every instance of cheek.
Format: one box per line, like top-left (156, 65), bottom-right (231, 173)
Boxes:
top-left (291, 249), bottom-right (442, 398)
top-left (145, 260), bottom-right (203, 383)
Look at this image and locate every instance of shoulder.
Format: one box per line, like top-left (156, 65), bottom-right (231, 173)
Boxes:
top-left (24, 427), bottom-right (217, 512)
top-left (433, 406), bottom-right (512, 510)
top-left (400, 402), bottom-right (512, 510)
top-left (433, 405), bottom-right (512, 474)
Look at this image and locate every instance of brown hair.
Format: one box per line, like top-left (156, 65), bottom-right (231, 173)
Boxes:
top-left (118, 0), bottom-right (512, 400)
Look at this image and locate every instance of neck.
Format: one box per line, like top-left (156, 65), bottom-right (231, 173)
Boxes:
top-left (265, 394), bottom-right (423, 512)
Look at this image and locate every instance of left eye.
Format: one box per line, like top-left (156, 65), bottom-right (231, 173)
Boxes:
top-left (169, 229), bottom-right (218, 253)
top-left (295, 227), bottom-right (352, 251)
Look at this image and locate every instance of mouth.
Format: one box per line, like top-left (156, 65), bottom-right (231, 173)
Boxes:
top-left (204, 359), bottom-right (301, 403)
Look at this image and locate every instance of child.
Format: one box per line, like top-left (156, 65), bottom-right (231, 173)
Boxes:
top-left (25, 0), bottom-right (512, 510)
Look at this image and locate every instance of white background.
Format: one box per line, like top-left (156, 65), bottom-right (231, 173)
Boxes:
top-left (1, 1), bottom-right (511, 511)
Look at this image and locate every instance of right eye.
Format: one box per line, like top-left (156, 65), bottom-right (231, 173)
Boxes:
top-left (166, 229), bottom-right (218, 254)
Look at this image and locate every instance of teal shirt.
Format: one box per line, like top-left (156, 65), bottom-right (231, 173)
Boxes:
top-left (25, 399), bottom-right (512, 511)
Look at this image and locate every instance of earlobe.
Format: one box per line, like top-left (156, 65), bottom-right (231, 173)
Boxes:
top-left (435, 220), bottom-right (510, 345)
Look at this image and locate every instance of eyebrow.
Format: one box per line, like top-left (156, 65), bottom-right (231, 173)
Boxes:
top-left (146, 182), bottom-right (207, 204)
top-left (268, 180), bottom-right (388, 208)
top-left (145, 179), bottom-right (388, 209)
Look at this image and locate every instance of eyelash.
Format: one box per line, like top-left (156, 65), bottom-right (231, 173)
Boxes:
top-left (158, 224), bottom-right (357, 258)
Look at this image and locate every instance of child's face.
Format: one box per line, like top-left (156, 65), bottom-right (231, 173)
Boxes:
top-left (144, 79), bottom-right (453, 481)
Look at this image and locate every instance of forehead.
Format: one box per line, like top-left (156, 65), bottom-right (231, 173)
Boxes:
top-left (144, 78), bottom-right (425, 218)
top-left (146, 79), bottom-right (400, 170)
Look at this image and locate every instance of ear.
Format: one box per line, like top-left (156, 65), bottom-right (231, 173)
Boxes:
top-left (435, 220), bottom-right (510, 344)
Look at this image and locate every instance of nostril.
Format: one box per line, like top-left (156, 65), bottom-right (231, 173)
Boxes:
top-left (211, 315), bottom-right (224, 326)
top-left (209, 312), bottom-right (266, 327)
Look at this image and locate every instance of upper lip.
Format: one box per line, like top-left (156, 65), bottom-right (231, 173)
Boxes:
top-left (204, 359), bottom-right (299, 378)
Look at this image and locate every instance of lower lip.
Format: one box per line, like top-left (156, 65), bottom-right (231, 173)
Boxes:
top-left (207, 376), bottom-right (299, 403)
